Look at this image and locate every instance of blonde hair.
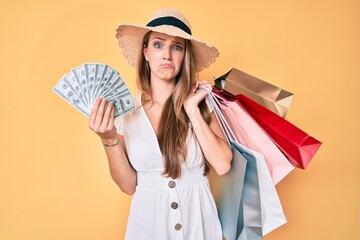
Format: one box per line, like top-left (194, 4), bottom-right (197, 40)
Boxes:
top-left (136, 31), bottom-right (210, 178)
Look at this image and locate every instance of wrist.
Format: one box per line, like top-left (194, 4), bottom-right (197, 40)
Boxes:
top-left (185, 105), bottom-right (200, 118)
top-left (101, 137), bottom-right (119, 146)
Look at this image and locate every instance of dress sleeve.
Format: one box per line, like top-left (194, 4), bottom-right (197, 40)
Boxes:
top-left (114, 116), bottom-right (124, 135)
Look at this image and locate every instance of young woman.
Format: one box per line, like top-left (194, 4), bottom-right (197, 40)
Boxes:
top-left (88, 8), bottom-right (232, 240)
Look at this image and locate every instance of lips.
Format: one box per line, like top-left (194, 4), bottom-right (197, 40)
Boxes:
top-left (159, 63), bottom-right (174, 68)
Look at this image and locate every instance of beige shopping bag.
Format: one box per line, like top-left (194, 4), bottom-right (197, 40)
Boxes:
top-left (214, 68), bottom-right (294, 117)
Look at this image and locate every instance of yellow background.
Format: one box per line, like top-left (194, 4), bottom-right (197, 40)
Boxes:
top-left (1, 0), bottom-right (359, 239)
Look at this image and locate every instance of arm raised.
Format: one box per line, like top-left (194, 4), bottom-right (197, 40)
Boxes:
top-left (184, 81), bottom-right (232, 175)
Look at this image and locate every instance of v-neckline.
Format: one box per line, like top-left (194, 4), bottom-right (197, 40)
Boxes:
top-left (138, 94), bottom-right (195, 166)
top-left (138, 94), bottom-right (163, 156)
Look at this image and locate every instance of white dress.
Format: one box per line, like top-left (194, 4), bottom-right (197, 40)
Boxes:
top-left (115, 95), bottom-right (223, 240)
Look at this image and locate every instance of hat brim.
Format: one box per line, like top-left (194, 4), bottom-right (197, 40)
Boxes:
top-left (115, 24), bottom-right (219, 72)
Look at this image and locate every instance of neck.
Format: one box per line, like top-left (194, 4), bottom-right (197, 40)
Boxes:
top-left (148, 77), bottom-right (176, 105)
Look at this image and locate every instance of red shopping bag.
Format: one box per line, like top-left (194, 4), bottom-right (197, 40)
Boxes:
top-left (236, 94), bottom-right (322, 169)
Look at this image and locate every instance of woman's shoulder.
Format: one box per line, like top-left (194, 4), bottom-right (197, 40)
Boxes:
top-left (133, 93), bottom-right (142, 108)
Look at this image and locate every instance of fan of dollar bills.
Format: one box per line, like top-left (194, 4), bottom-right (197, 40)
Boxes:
top-left (53, 63), bottom-right (135, 118)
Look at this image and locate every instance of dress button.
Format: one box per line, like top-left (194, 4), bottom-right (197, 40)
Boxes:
top-left (171, 202), bottom-right (178, 209)
top-left (175, 223), bottom-right (182, 230)
top-left (168, 181), bottom-right (176, 188)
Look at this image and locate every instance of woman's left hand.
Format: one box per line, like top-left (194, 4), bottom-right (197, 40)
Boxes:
top-left (183, 80), bottom-right (212, 114)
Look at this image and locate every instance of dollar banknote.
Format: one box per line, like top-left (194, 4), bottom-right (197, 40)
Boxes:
top-left (53, 63), bottom-right (135, 118)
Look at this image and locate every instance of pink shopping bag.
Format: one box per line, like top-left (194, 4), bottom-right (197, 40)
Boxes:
top-left (212, 88), bottom-right (293, 185)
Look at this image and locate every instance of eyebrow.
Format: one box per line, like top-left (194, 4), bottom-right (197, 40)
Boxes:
top-left (151, 37), bottom-right (184, 46)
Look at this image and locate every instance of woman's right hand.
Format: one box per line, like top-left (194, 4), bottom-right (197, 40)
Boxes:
top-left (89, 98), bottom-right (136, 194)
top-left (88, 98), bottom-right (118, 145)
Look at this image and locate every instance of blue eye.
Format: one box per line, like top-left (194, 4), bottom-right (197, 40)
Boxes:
top-left (154, 42), bottom-right (162, 49)
top-left (173, 45), bottom-right (183, 51)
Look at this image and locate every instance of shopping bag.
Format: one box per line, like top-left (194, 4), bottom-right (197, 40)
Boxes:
top-left (237, 94), bottom-right (322, 169)
top-left (234, 141), bottom-right (286, 239)
top-left (205, 88), bottom-right (248, 240)
top-left (212, 88), bottom-right (294, 185)
top-left (218, 141), bottom-right (247, 240)
top-left (214, 68), bottom-right (294, 118)
top-left (204, 88), bottom-right (287, 239)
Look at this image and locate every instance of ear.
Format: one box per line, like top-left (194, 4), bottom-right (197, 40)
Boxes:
top-left (143, 47), bottom-right (149, 61)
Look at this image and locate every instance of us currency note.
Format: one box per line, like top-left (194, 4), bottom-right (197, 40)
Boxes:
top-left (72, 65), bottom-right (89, 106)
top-left (99, 76), bottom-right (124, 99)
top-left (105, 64), bottom-right (119, 75)
top-left (101, 73), bottom-right (126, 97)
top-left (84, 63), bottom-right (97, 104)
top-left (91, 63), bottom-right (105, 104)
top-left (106, 87), bottom-right (129, 101)
top-left (98, 71), bottom-right (120, 99)
top-left (54, 63), bottom-right (135, 119)
top-left (110, 92), bottom-right (135, 118)
top-left (53, 75), bottom-right (90, 117)
top-left (62, 73), bottom-right (88, 107)
top-left (92, 65), bottom-right (113, 104)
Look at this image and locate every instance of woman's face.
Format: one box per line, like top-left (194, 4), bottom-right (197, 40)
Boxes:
top-left (143, 32), bottom-right (185, 82)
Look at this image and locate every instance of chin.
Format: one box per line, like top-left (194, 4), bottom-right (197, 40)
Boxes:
top-left (159, 73), bottom-right (177, 81)
top-left (161, 76), bottom-right (177, 82)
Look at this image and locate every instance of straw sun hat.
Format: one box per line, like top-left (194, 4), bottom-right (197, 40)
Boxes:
top-left (115, 8), bottom-right (219, 72)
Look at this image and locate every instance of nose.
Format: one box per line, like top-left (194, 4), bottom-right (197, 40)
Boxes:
top-left (163, 46), bottom-right (172, 60)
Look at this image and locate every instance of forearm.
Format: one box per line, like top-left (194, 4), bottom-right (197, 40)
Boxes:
top-left (88, 99), bottom-right (136, 194)
top-left (187, 107), bottom-right (232, 175)
top-left (103, 136), bottom-right (137, 195)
